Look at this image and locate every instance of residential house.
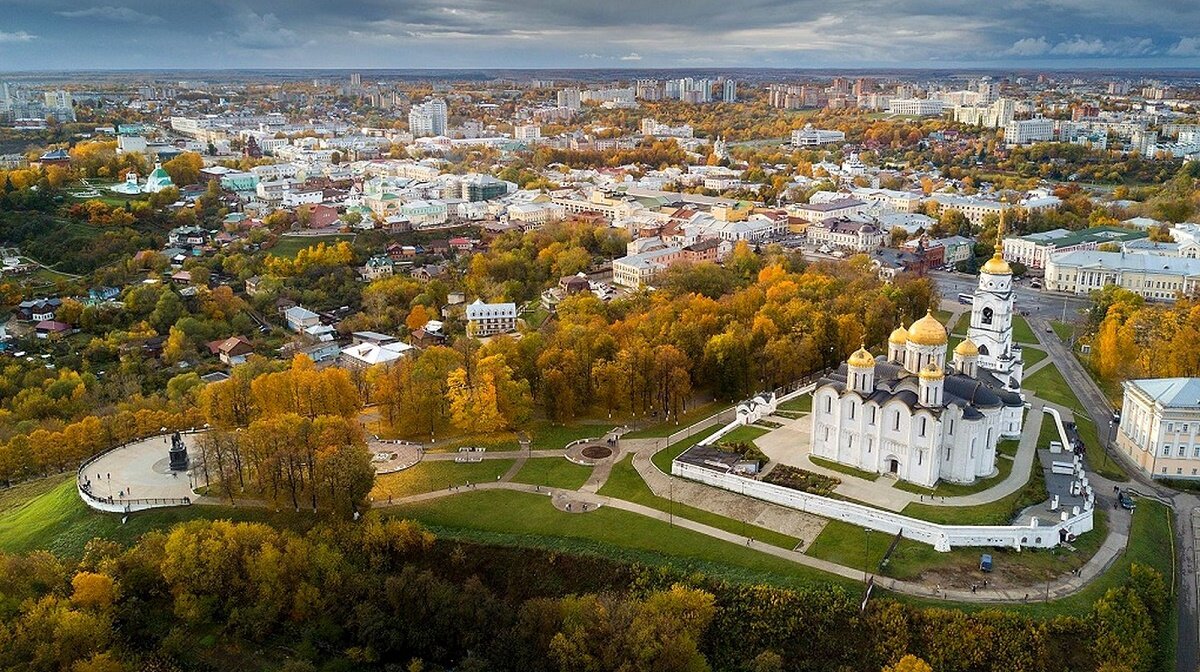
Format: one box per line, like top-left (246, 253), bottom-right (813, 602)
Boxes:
top-left (359, 255), bottom-right (394, 281)
top-left (17, 298), bottom-right (61, 322)
top-left (208, 335), bottom-right (254, 366)
top-left (35, 320), bottom-right (71, 339)
top-left (284, 305), bottom-right (321, 333)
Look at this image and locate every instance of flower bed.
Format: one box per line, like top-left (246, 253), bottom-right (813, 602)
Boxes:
top-left (762, 464), bottom-right (840, 497)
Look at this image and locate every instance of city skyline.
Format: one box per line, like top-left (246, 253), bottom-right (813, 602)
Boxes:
top-left (3, 0), bottom-right (1200, 70)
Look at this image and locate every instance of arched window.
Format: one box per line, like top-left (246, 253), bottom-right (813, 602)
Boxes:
top-left (982, 307), bottom-right (994, 325)
top-left (978, 344), bottom-right (989, 356)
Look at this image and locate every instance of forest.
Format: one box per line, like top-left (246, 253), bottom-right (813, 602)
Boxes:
top-left (0, 516), bottom-right (1170, 672)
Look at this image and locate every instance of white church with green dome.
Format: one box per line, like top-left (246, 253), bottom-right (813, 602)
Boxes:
top-left (109, 162), bottom-right (175, 196)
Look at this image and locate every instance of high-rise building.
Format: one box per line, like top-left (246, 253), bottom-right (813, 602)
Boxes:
top-left (408, 98), bottom-right (448, 137)
top-left (722, 79), bottom-right (737, 103)
top-left (556, 88), bottom-right (581, 110)
top-left (350, 73), bottom-right (362, 88)
top-left (513, 124), bottom-right (541, 141)
top-left (636, 79), bottom-right (662, 101)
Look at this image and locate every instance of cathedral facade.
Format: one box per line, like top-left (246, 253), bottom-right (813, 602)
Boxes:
top-left (809, 239), bottom-right (1026, 487)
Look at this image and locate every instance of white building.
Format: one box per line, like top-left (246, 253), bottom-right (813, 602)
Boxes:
top-left (513, 124), bottom-right (541, 141)
top-left (409, 99), bottom-right (448, 138)
top-left (1044, 251), bottom-right (1200, 301)
top-left (1118, 378), bottom-right (1200, 480)
top-left (1004, 117), bottom-right (1055, 146)
top-left (887, 99), bottom-right (944, 116)
top-left (811, 309), bottom-right (1025, 488)
top-left (465, 300), bottom-right (518, 337)
top-left (805, 218), bottom-right (883, 252)
top-left (791, 124), bottom-right (846, 147)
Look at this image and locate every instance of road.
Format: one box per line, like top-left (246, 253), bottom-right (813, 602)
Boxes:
top-left (929, 270), bottom-right (1090, 320)
top-left (934, 272), bottom-right (1198, 672)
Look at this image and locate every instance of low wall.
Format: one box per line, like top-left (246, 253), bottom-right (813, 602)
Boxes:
top-left (673, 461), bottom-right (1094, 551)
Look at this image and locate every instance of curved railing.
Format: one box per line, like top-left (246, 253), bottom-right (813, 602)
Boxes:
top-left (76, 429), bottom-right (203, 513)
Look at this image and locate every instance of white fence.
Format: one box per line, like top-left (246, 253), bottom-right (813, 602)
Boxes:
top-left (673, 461), bottom-right (1094, 552)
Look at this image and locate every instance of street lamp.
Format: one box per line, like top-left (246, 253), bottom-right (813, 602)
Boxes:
top-left (863, 528), bottom-right (871, 583)
top-left (1106, 420), bottom-right (1116, 470)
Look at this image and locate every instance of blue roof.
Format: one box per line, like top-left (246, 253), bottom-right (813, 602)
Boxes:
top-left (1128, 378), bottom-right (1200, 407)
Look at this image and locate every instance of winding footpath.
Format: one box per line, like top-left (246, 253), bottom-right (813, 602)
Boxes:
top-left (369, 404), bottom-right (1134, 607)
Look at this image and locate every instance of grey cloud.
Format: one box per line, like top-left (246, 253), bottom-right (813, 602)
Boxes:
top-left (55, 6), bottom-right (162, 23)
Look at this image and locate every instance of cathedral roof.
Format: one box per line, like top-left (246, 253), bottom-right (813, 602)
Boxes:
top-left (888, 324), bottom-right (909, 345)
top-left (817, 358), bottom-right (1020, 417)
top-left (908, 310), bottom-right (947, 346)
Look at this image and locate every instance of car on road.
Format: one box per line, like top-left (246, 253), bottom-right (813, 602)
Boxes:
top-left (1045, 325), bottom-right (1054, 333)
top-left (1118, 491), bottom-right (1136, 510)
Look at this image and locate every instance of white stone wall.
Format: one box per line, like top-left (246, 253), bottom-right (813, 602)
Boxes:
top-left (673, 461), bottom-right (1094, 551)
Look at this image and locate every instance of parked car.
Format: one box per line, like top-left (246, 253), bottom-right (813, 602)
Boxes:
top-left (1118, 491), bottom-right (1136, 510)
top-left (979, 554), bottom-right (993, 572)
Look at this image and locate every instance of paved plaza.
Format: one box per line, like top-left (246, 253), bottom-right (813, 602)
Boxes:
top-left (81, 433), bottom-right (199, 503)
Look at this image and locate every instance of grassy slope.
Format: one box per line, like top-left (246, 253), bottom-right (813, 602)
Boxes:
top-left (371, 460), bottom-right (516, 500)
top-left (0, 477), bottom-right (313, 558)
top-left (623, 401), bottom-right (728, 439)
top-left (389, 489), bottom-right (845, 589)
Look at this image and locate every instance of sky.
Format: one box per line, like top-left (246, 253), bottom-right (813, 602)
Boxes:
top-left (2, 0), bottom-right (1200, 70)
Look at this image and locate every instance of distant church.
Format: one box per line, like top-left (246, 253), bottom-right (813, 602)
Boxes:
top-left (810, 219), bottom-right (1025, 487)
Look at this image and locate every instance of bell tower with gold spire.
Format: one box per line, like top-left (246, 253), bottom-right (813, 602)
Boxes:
top-left (967, 199), bottom-right (1024, 409)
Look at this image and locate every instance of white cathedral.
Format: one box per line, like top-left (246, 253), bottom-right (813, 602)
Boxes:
top-left (810, 234), bottom-right (1026, 488)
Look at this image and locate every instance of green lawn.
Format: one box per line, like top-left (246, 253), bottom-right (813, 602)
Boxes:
top-left (809, 455), bottom-right (880, 481)
top-left (598, 455), bottom-right (800, 549)
top-left (720, 425), bottom-right (769, 445)
top-left (1023, 364), bottom-right (1085, 413)
top-left (623, 401), bottom-right (729, 439)
top-left (953, 312), bottom-right (971, 334)
top-left (1021, 346), bottom-right (1048, 369)
top-left (777, 394), bottom-right (812, 413)
top-left (371, 460), bottom-right (516, 500)
top-left (511, 457), bottom-right (593, 491)
top-left (1050, 321), bottom-right (1074, 343)
top-left (933, 309), bottom-right (953, 324)
top-left (1011, 314), bottom-right (1037, 344)
top-left (388, 490), bottom-right (848, 590)
top-left (528, 420), bottom-right (610, 450)
top-left (267, 234), bottom-right (355, 259)
top-left (0, 475), bottom-right (70, 516)
top-left (649, 432), bottom-right (708, 475)
top-left (900, 458), bottom-right (1046, 525)
top-left (0, 477), bottom-right (314, 558)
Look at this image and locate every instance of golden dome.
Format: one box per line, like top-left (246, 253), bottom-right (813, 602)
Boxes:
top-left (847, 346), bottom-right (875, 368)
top-left (908, 310), bottom-right (947, 346)
top-left (954, 338), bottom-right (980, 357)
top-left (919, 362), bottom-right (945, 380)
top-left (981, 252), bottom-right (1012, 275)
top-left (888, 324), bottom-right (909, 345)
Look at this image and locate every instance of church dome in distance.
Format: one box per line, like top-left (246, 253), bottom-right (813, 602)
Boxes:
top-left (954, 338), bottom-right (980, 357)
top-left (908, 310), bottom-right (947, 346)
top-left (888, 324), bottom-right (909, 345)
top-left (847, 346), bottom-right (875, 368)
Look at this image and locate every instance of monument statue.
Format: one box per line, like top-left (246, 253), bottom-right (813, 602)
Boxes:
top-left (168, 431), bottom-right (189, 471)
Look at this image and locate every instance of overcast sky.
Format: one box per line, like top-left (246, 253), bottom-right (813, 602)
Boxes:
top-left (2, 0), bottom-right (1200, 70)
